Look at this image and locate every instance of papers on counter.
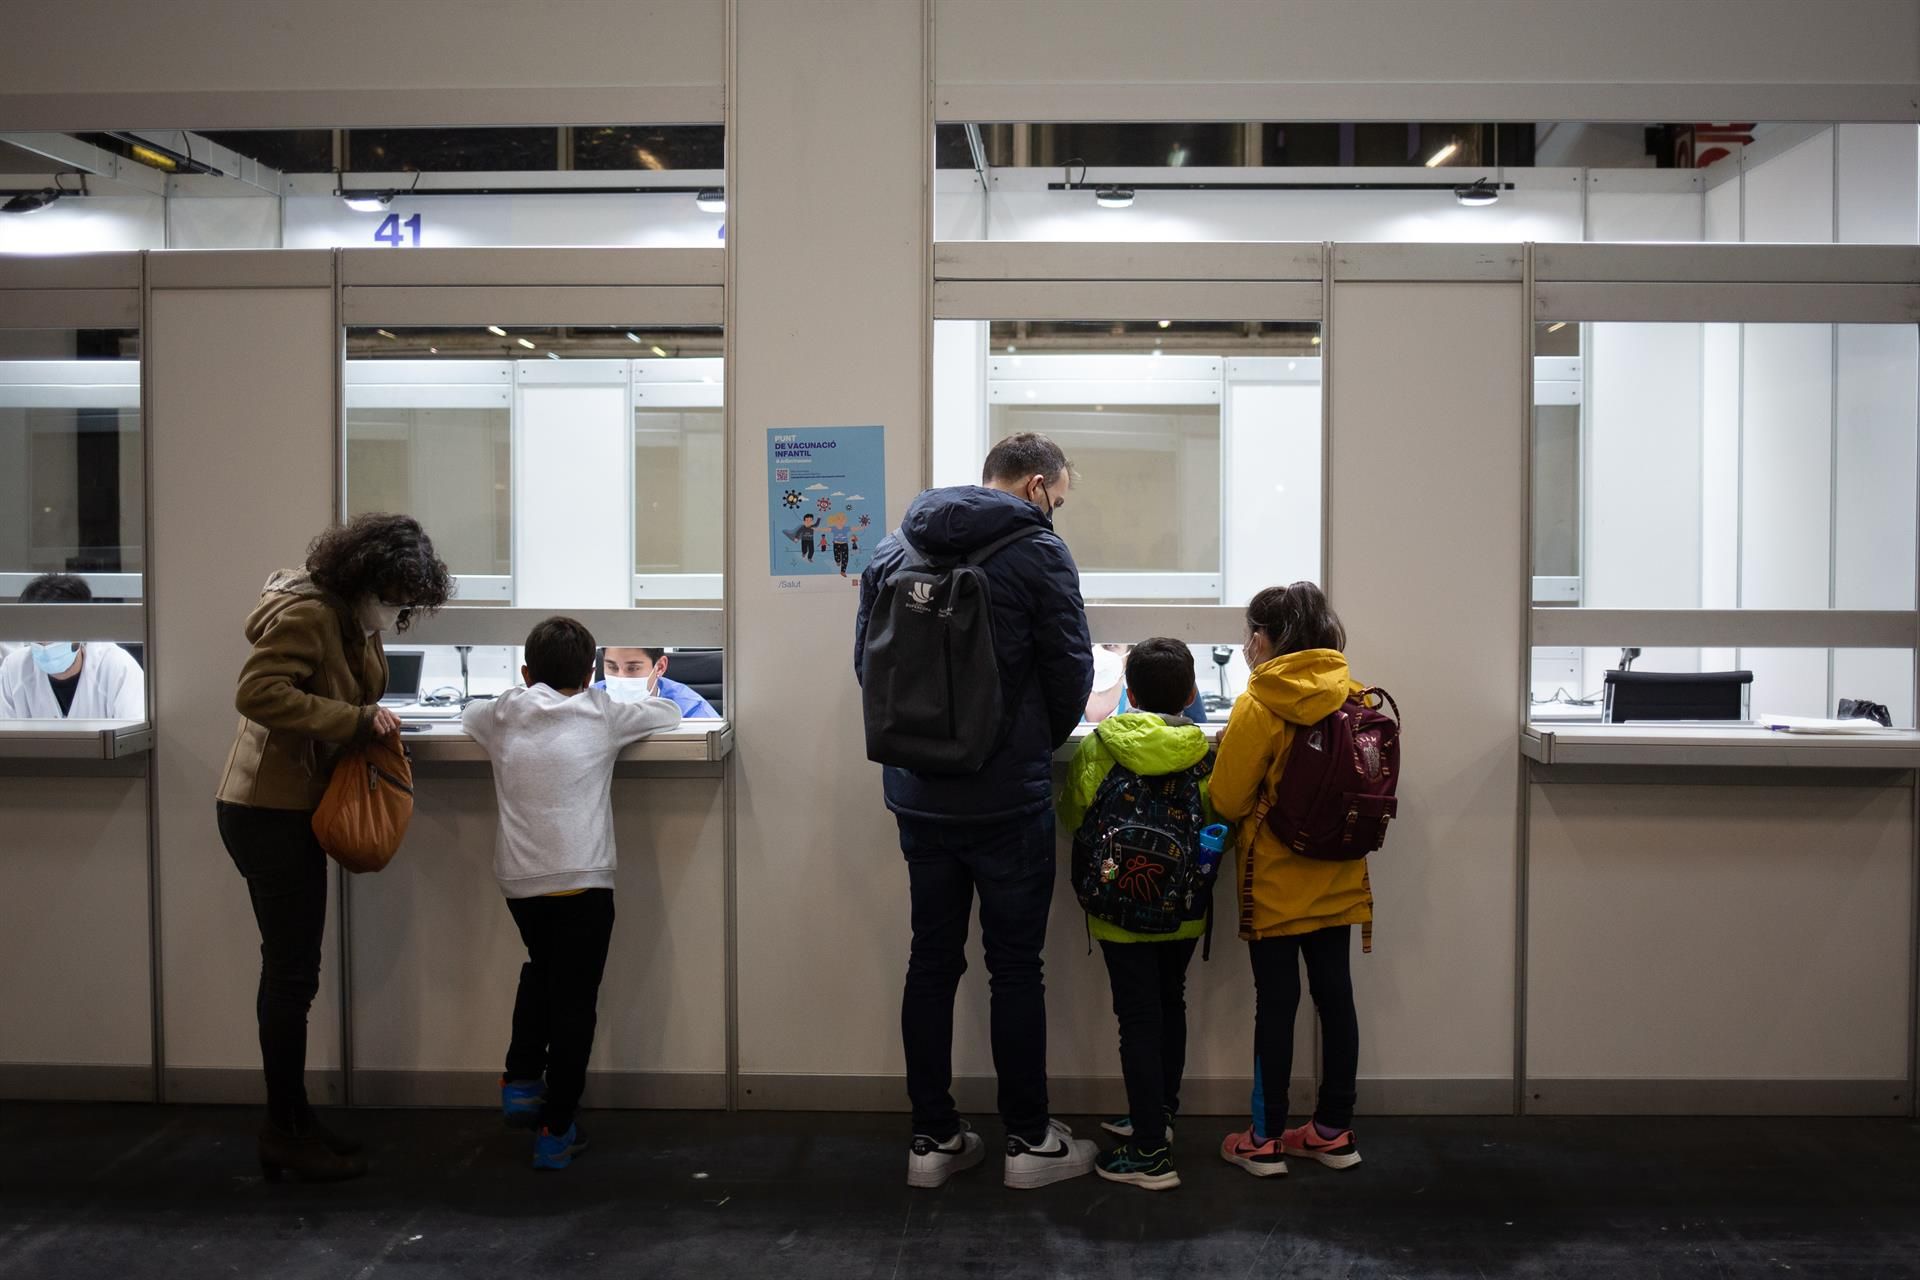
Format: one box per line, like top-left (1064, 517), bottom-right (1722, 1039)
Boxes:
top-left (1759, 714), bottom-right (1893, 735)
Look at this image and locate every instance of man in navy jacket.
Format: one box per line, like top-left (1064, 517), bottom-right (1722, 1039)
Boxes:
top-left (855, 432), bottom-right (1096, 1190)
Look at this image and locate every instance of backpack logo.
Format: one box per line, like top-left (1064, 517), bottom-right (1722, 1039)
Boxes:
top-left (907, 581), bottom-right (934, 608)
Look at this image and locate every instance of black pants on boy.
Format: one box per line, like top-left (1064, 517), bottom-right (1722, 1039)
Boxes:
top-left (1248, 924), bottom-right (1359, 1135)
top-left (1099, 937), bottom-right (1200, 1151)
top-left (504, 889), bottom-right (616, 1134)
top-left (217, 801), bottom-right (330, 1131)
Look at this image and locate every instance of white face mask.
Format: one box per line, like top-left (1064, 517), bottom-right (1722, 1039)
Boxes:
top-left (357, 600), bottom-right (404, 635)
top-left (604, 675), bottom-right (654, 703)
top-left (1090, 645), bottom-right (1125, 694)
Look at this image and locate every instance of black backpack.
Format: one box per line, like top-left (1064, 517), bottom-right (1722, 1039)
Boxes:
top-left (861, 526), bottom-right (1041, 774)
top-left (1070, 738), bottom-right (1218, 936)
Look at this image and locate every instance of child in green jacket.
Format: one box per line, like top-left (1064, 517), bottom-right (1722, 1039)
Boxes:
top-left (1057, 638), bottom-right (1214, 1192)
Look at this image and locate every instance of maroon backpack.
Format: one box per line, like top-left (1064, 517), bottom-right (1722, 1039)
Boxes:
top-left (1264, 688), bottom-right (1401, 861)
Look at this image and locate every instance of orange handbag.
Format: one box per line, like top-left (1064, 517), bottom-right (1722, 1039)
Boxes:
top-left (311, 732), bottom-right (415, 874)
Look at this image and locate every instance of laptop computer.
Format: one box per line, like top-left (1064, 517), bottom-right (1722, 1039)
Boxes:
top-left (380, 651), bottom-right (425, 708)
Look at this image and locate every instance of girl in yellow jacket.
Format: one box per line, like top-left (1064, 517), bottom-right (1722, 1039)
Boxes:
top-left (1212, 582), bottom-right (1369, 1178)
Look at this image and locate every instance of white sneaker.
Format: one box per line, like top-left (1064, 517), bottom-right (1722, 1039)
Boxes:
top-left (1003, 1119), bottom-right (1098, 1189)
top-left (907, 1120), bottom-right (985, 1188)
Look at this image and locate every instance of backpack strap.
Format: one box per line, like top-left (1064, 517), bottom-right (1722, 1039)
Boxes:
top-left (964, 524), bottom-right (1044, 566)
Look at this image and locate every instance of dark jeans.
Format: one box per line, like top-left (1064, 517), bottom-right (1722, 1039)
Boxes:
top-left (504, 889), bottom-right (616, 1133)
top-left (217, 801), bottom-right (328, 1130)
top-left (1248, 924), bottom-right (1359, 1136)
top-left (898, 811), bottom-right (1056, 1144)
top-left (1099, 937), bottom-right (1199, 1150)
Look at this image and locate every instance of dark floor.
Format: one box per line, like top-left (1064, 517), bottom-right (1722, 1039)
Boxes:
top-left (3, 1106), bottom-right (1919, 1279)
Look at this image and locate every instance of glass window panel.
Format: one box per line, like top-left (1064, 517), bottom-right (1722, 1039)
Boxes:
top-left (990, 404), bottom-right (1219, 574)
top-left (1534, 321), bottom-right (1918, 612)
top-left (0, 329), bottom-right (142, 602)
top-left (936, 320), bottom-right (1320, 606)
top-left (634, 408), bottom-right (724, 576)
top-left (345, 406), bottom-right (512, 578)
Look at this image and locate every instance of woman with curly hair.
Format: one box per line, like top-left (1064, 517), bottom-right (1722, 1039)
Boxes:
top-left (215, 513), bottom-right (452, 1182)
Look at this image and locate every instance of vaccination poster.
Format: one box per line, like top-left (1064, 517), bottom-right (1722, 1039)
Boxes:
top-left (768, 425), bottom-right (887, 590)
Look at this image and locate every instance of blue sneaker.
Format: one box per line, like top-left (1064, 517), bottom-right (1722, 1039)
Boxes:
top-left (1096, 1142), bottom-right (1180, 1192)
top-left (533, 1123), bottom-right (588, 1171)
top-left (1100, 1111), bottom-right (1175, 1143)
top-left (501, 1076), bottom-right (545, 1129)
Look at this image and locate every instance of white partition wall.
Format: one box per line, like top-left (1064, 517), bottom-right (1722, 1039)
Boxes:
top-left (729, 0), bottom-right (936, 1109)
top-left (1327, 269), bottom-right (1525, 1112)
top-left (149, 260), bottom-right (346, 1102)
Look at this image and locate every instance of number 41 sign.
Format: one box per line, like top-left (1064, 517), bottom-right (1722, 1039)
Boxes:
top-left (374, 213), bottom-right (422, 247)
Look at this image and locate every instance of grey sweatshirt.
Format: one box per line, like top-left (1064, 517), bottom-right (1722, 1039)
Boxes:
top-left (463, 683), bottom-right (683, 898)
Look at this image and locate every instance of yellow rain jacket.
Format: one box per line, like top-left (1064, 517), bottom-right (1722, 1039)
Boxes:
top-left (1210, 648), bottom-right (1372, 941)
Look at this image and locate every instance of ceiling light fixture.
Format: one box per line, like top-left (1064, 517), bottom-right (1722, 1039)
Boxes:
top-left (650, 345), bottom-right (668, 357)
top-left (1311, 335), bottom-right (1322, 346)
top-left (1157, 320), bottom-right (1172, 329)
top-left (488, 325), bottom-right (508, 337)
top-left (0, 189), bottom-right (62, 215)
top-left (1546, 321), bottom-right (1567, 333)
top-left (1425, 141), bottom-right (1460, 168)
top-left (517, 338), bottom-right (536, 350)
top-left (341, 190), bottom-right (395, 213)
top-left (695, 188), bottom-right (726, 213)
top-left (626, 332), bottom-right (642, 343)
top-left (547, 351), bottom-right (561, 360)
top-left (1094, 185), bottom-right (1135, 209)
top-left (1454, 178), bottom-right (1500, 207)
top-left (376, 329), bottom-right (397, 340)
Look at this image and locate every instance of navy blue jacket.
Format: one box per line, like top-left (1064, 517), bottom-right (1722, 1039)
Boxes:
top-left (855, 486), bottom-right (1094, 823)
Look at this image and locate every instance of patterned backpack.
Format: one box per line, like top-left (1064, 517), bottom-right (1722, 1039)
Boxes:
top-left (1070, 739), bottom-right (1218, 936)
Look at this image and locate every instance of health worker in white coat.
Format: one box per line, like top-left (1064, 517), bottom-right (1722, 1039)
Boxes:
top-left (0, 573), bottom-right (144, 720)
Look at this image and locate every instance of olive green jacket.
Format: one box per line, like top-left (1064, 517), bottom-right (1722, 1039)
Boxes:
top-left (216, 570), bottom-right (388, 811)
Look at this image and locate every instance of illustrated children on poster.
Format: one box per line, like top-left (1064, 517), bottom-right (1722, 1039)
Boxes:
top-left (767, 426), bottom-right (886, 585)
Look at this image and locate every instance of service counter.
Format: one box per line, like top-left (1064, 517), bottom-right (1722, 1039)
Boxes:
top-left (0, 718), bottom-right (153, 762)
top-left (1520, 717), bottom-right (1917, 1115)
top-left (1523, 721), bottom-right (1920, 769)
top-left (0, 719), bottom-right (155, 1099)
top-left (401, 718), bottom-right (734, 771)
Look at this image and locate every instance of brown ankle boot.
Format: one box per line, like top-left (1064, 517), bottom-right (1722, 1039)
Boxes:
top-left (259, 1117), bottom-right (368, 1183)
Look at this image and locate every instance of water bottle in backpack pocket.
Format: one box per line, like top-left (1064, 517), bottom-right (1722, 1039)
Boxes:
top-left (1264, 687), bottom-right (1401, 861)
top-left (1071, 748), bottom-right (1219, 934)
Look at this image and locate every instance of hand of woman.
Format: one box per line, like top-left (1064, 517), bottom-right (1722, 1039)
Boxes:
top-left (371, 706), bottom-right (404, 738)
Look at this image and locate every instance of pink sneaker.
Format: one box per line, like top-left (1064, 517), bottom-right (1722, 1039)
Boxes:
top-left (1219, 1127), bottom-right (1288, 1178)
top-left (1280, 1120), bottom-right (1362, 1170)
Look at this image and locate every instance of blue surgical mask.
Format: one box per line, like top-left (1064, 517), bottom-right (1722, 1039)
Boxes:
top-left (30, 642), bottom-right (78, 675)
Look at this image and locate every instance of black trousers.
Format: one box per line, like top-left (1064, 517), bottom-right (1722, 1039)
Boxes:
top-left (1099, 937), bottom-right (1199, 1150)
top-left (1248, 924), bottom-right (1359, 1135)
top-left (898, 812), bottom-right (1056, 1145)
top-left (217, 801), bottom-right (329, 1130)
top-left (504, 889), bottom-right (616, 1133)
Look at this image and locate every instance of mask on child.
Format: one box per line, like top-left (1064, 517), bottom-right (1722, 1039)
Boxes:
top-left (357, 599), bottom-right (404, 635)
top-left (30, 642), bottom-right (78, 676)
top-left (1090, 645), bottom-right (1125, 694)
top-left (604, 675), bottom-right (654, 703)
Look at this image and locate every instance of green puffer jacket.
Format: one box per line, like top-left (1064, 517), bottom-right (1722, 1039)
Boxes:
top-left (1057, 711), bottom-right (1215, 943)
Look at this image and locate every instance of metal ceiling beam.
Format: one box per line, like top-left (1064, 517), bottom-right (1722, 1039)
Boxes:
top-left (124, 129), bottom-right (282, 195)
top-left (0, 131), bottom-right (166, 196)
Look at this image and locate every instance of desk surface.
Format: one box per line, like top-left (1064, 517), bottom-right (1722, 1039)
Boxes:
top-left (402, 718), bottom-right (733, 765)
top-left (0, 718), bottom-right (152, 759)
top-left (1523, 722), bottom-right (1920, 768)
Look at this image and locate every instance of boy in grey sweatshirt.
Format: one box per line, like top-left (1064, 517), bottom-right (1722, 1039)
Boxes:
top-left (463, 616), bottom-right (681, 1169)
